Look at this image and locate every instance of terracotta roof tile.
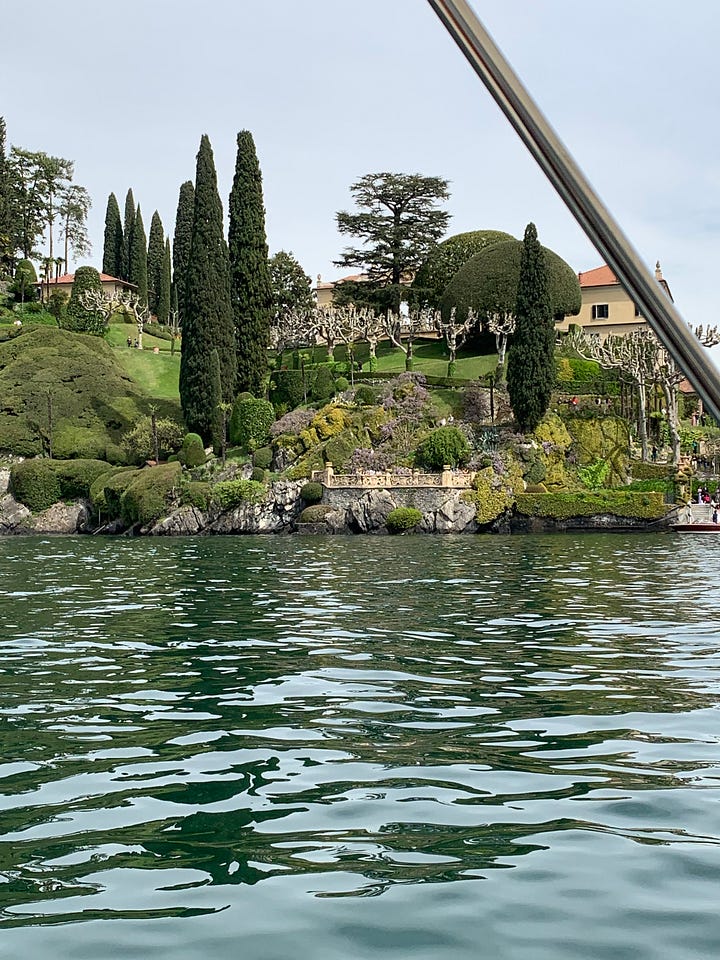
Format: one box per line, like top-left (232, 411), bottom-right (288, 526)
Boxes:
top-left (578, 265), bottom-right (618, 287)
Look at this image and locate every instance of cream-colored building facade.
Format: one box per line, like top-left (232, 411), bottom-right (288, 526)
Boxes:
top-left (556, 262), bottom-right (673, 337)
top-left (42, 272), bottom-right (138, 301)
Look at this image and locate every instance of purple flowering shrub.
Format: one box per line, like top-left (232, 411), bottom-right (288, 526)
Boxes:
top-left (270, 408), bottom-right (315, 437)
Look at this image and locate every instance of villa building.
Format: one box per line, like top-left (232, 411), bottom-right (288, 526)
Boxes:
top-left (40, 272), bottom-right (137, 302)
top-left (556, 262), bottom-right (673, 338)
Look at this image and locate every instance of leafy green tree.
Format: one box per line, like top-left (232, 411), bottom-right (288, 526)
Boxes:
top-left (335, 172), bottom-right (451, 311)
top-left (102, 193), bottom-right (124, 277)
top-left (9, 259), bottom-right (39, 308)
top-left (129, 205), bottom-right (148, 305)
top-left (65, 265), bottom-right (104, 334)
top-left (269, 250), bottom-right (314, 319)
top-left (413, 229), bottom-right (514, 307)
top-left (180, 135), bottom-right (236, 443)
top-left (228, 130), bottom-right (273, 396)
top-left (157, 237), bottom-right (171, 326)
top-left (0, 117), bottom-right (13, 277)
top-left (122, 188), bottom-right (135, 281)
top-left (172, 180), bottom-right (194, 327)
top-left (146, 210), bottom-right (164, 314)
top-left (506, 223), bottom-right (555, 433)
top-left (58, 183), bottom-right (90, 272)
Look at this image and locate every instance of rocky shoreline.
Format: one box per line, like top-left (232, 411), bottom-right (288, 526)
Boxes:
top-left (0, 469), bottom-right (671, 537)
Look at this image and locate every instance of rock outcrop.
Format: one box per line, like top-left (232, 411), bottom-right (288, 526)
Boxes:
top-left (0, 493), bottom-right (92, 535)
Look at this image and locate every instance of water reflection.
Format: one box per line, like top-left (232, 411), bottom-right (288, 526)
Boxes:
top-left (1, 534), bottom-right (719, 958)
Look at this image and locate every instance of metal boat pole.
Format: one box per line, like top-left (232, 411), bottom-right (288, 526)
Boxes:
top-left (426, 0), bottom-right (720, 421)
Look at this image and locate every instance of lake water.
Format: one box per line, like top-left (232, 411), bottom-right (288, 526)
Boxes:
top-left (1, 533), bottom-right (719, 959)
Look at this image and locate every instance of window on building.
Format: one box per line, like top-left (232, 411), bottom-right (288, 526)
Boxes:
top-left (634, 303), bottom-right (642, 317)
top-left (591, 304), bottom-right (609, 320)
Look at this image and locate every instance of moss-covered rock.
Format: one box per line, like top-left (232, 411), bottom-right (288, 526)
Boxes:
top-left (463, 457), bottom-right (524, 526)
top-left (566, 416), bottom-right (629, 486)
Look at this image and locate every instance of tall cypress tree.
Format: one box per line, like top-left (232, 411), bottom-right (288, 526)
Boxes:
top-left (122, 189), bottom-right (136, 281)
top-left (172, 180), bottom-right (194, 327)
top-left (129, 205), bottom-right (148, 305)
top-left (157, 237), bottom-right (171, 326)
top-left (102, 193), bottom-right (124, 277)
top-left (0, 117), bottom-right (13, 276)
top-left (228, 130), bottom-right (273, 396)
top-left (146, 210), bottom-right (164, 314)
top-left (180, 135), bottom-right (236, 444)
top-left (506, 222), bottom-right (554, 433)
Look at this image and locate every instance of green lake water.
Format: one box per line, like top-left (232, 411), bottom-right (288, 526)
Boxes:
top-left (1, 532), bottom-right (719, 959)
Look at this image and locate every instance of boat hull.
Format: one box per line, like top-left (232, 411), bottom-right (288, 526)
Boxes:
top-left (671, 523), bottom-right (720, 532)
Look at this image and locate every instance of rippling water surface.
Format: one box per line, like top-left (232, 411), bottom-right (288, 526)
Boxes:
top-left (1, 533), bottom-right (719, 959)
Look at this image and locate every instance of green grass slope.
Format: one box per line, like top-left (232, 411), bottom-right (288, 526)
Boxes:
top-left (0, 327), bottom-right (182, 460)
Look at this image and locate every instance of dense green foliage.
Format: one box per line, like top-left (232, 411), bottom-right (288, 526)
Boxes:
top-left (9, 259), bottom-right (39, 305)
top-left (386, 506), bottom-right (422, 533)
top-left (179, 432), bottom-right (206, 467)
top-left (120, 461), bottom-right (181, 526)
top-left (211, 478), bottom-right (266, 510)
top-left (0, 327), bottom-right (178, 459)
top-left (229, 394), bottom-right (275, 449)
top-left (413, 229), bottom-right (515, 307)
top-left (102, 193), bottom-right (124, 277)
top-left (146, 210), bottom-right (165, 315)
top-left (158, 238), bottom-right (171, 326)
top-left (506, 224), bottom-right (556, 432)
top-left (269, 250), bottom-right (314, 320)
top-left (298, 504), bottom-right (333, 524)
top-left (10, 458), bottom-right (112, 512)
top-left (122, 189), bottom-right (135, 282)
top-left (335, 172), bottom-right (451, 311)
top-left (253, 446), bottom-right (273, 470)
top-left (0, 118), bottom-right (11, 275)
top-left (179, 479), bottom-right (211, 511)
top-left (122, 415), bottom-right (184, 463)
top-left (441, 236), bottom-right (581, 324)
top-left (299, 481), bottom-right (323, 504)
top-left (172, 180), bottom-right (194, 327)
top-left (65, 266), bottom-right (104, 334)
top-left (269, 369), bottom-right (304, 410)
top-left (129, 206), bottom-right (148, 305)
top-left (416, 426), bottom-right (470, 469)
top-left (180, 136), bottom-right (236, 443)
top-left (516, 490), bottom-right (666, 521)
top-left (229, 130), bottom-right (273, 396)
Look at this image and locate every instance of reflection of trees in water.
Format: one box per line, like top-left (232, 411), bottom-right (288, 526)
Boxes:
top-left (1, 533), bottom-right (719, 921)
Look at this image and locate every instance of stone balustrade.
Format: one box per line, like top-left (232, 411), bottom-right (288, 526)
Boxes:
top-left (311, 462), bottom-right (475, 490)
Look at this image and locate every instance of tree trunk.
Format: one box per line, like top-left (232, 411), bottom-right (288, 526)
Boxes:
top-left (636, 377), bottom-right (649, 462)
top-left (662, 381), bottom-right (681, 466)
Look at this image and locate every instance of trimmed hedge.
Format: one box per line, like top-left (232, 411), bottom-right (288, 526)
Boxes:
top-left (179, 433), bottom-right (206, 467)
top-left (516, 490), bottom-right (666, 521)
top-left (631, 461), bottom-right (673, 480)
top-left (416, 426), bottom-right (470, 470)
top-left (253, 446), bottom-right (273, 470)
top-left (298, 504), bottom-right (334, 524)
top-left (300, 481), bottom-right (323, 504)
top-left (386, 507), bottom-right (422, 533)
top-left (180, 480), bottom-right (211, 511)
top-left (229, 395), bottom-right (275, 449)
top-left (10, 458), bottom-right (113, 513)
top-left (120, 462), bottom-right (182, 526)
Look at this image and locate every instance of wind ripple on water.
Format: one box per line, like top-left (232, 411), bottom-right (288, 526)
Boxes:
top-left (0, 533), bottom-right (719, 959)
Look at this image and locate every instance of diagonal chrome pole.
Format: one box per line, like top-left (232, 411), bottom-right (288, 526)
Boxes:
top-left (427, 0), bottom-right (720, 421)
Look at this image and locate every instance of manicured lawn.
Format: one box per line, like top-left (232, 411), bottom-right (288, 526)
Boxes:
top-left (106, 324), bottom-right (180, 400)
top-left (278, 337), bottom-right (497, 380)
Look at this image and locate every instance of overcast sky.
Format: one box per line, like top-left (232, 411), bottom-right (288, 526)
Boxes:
top-left (2, 0), bottom-right (719, 334)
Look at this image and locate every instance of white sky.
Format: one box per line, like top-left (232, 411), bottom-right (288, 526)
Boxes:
top-left (2, 0), bottom-right (719, 333)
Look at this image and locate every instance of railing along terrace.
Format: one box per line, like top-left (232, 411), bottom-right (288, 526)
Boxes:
top-left (312, 463), bottom-right (476, 489)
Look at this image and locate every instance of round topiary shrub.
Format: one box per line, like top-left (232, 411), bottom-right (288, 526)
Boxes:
top-left (335, 376), bottom-right (350, 393)
top-left (270, 369), bottom-right (304, 409)
top-left (179, 433), bottom-right (206, 467)
top-left (298, 504), bottom-right (333, 524)
top-left (300, 481), bottom-right (323, 504)
top-left (310, 365), bottom-right (335, 402)
top-left (251, 467), bottom-right (267, 482)
top-left (416, 426), bottom-right (471, 470)
top-left (354, 385), bottom-right (377, 406)
top-left (253, 446), bottom-right (273, 470)
top-left (386, 506), bottom-right (422, 534)
top-left (9, 460), bottom-right (62, 513)
top-left (229, 395), bottom-right (275, 450)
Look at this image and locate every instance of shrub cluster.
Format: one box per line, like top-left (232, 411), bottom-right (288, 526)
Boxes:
top-left (300, 481), bottom-right (323, 504)
top-left (179, 433), bottom-right (206, 467)
top-left (386, 507), bottom-right (422, 533)
top-left (416, 426), bottom-right (470, 470)
top-left (516, 490), bottom-right (666, 521)
top-left (229, 395), bottom-right (275, 450)
top-left (120, 462), bottom-right (182, 526)
top-left (298, 504), bottom-right (334, 524)
top-left (10, 458), bottom-right (114, 513)
top-left (211, 478), bottom-right (266, 510)
top-left (253, 446), bottom-right (273, 470)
